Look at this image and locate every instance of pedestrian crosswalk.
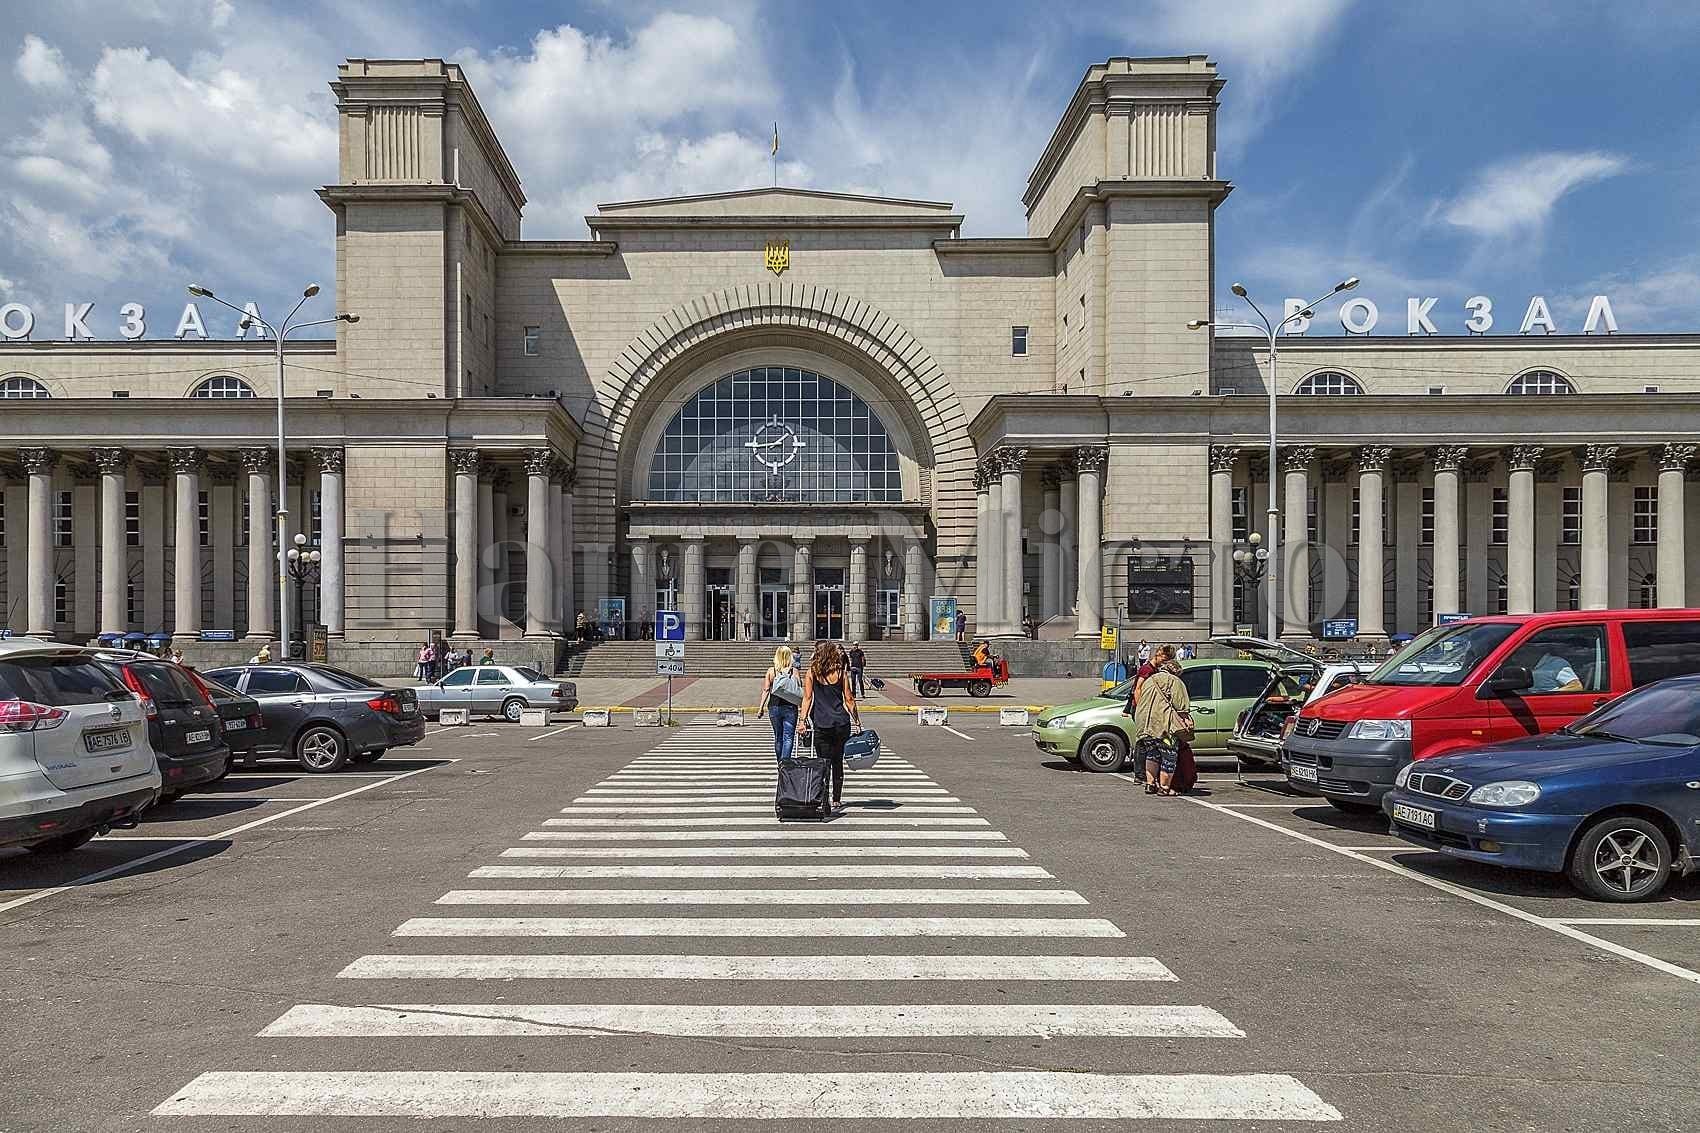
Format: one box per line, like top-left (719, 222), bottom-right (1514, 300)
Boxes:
top-left (153, 725), bottom-right (1342, 1123)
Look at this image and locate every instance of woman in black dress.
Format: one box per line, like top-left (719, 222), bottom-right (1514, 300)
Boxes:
top-left (796, 640), bottom-right (861, 811)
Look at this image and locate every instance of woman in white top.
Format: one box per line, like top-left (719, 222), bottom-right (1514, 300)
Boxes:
top-left (760, 645), bottom-right (805, 762)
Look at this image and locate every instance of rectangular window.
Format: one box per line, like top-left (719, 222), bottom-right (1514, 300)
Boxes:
top-left (1491, 488), bottom-right (1508, 546)
top-left (126, 581), bottom-right (138, 626)
top-left (1633, 486), bottom-right (1658, 544)
top-left (198, 490), bottom-right (210, 548)
top-left (54, 578), bottom-right (67, 624)
top-left (875, 589), bottom-right (900, 628)
top-left (0, 492), bottom-right (5, 544)
top-left (1420, 488), bottom-right (1434, 545)
top-left (1423, 579), bottom-right (1434, 623)
top-left (523, 325), bottom-right (540, 355)
top-left (1496, 576), bottom-right (1509, 615)
top-left (1306, 488), bottom-right (1318, 547)
top-left (1350, 487), bottom-right (1359, 545)
top-left (1561, 486), bottom-right (1582, 545)
top-left (125, 491), bottom-right (140, 546)
top-left (1623, 620), bottom-right (1700, 685)
top-left (1011, 326), bottom-right (1028, 356)
top-left (1231, 486), bottom-right (1250, 543)
top-left (1635, 578), bottom-right (1658, 610)
top-left (1565, 574), bottom-right (1581, 611)
top-left (310, 490), bottom-right (322, 547)
top-left (240, 492), bottom-right (249, 546)
top-left (54, 491), bottom-right (72, 546)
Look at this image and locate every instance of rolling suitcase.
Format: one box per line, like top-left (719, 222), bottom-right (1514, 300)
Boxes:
top-left (776, 755), bottom-right (832, 821)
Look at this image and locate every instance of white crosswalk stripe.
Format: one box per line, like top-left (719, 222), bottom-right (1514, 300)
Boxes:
top-left (152, 722), bottom-right (1341, 1124)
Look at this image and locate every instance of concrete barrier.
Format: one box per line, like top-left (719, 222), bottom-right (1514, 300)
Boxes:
top-left (518, 707), bottom-right (550, 727)
top-left (917, 705), bottom-right (949, 727)
top-left (581, 709), bottom-right (612, 728)
top-left (999, 707), bottom-right (1031, 726)
top-left (437, 708), bottom-right (469, 727)
top-left (716, 708), bottom-right (744, 727)
top-left (633, 707), bottom-right (663, 727)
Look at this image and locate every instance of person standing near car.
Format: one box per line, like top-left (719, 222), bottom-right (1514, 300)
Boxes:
top-left (797, 641), bottom-right (860, 812)
top-left (759, 645), bottom-right (805, 763)
top-left (1133, 652), bottom-right (1192, 796)
top-left (847, 641), bottom-right (867, 697)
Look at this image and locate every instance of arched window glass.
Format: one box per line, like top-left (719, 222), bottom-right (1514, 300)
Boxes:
top-left (0, 375), bottom-right (50, 398)
top-left (1293, 370), bottom-right (1363, 395)
top-left (1506, 370), bottom-right (1574, 395)
top-left (191, 375), bottom-right (257, 399)
top-left (648, 366), bottom-right (903, 504)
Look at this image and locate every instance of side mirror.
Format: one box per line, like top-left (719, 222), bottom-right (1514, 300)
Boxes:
top-left (1480, 665), bottom-right (1533, 698)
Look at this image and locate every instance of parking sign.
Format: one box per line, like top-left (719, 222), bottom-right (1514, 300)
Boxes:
top-left (656, 610), bottom-right (685, 642)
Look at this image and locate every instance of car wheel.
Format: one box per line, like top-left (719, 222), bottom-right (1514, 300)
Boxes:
top-left (1078, 730), bottom-right (1127, 774)
top-left (966, 680), bottom-right (992, 698)
top-left (1327, 797), bottom-right (1379, 814)
top-left (351, 748), bottom-right (384, 765)
top-left (296, 725), bottom-right (348, 773)
top-left (1569, 816), bottom-right (1671, 902)
top-left (27, 828), bottom-right (96, 854)
top-left (502, 697), bottom-right (527, 723)
top-left (917, 679), bottom-right (942, 698)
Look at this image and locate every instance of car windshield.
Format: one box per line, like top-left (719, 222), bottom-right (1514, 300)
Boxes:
top-left (1102, 679), bottom-right (1134, 700)
top-left (309, 665), bottom-right (382, 691)
top-left (1366, 622), bottom-right (1518, 687)
top-left (1566, 684), bottom-right (1700, 746)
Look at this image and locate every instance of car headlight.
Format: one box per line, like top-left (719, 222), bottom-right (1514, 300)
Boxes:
top-left (1468, 781), bottom-right (1541, 808)
top-left (1348, 719), bottom-right (1411, 741)
top-left (1394, 762), bottom-right (1414, 788)
top-left (1045, 714), bottom-right (1069, 728)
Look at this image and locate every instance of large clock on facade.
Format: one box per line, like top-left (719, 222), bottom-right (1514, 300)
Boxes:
top-left (744, 418), bottom-right (806, 472)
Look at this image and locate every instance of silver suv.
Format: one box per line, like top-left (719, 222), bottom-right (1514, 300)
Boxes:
top-left (0, 640), bottom-right (160, 855)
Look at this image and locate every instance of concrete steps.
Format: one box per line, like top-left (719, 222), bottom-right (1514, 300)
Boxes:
top-left (571, 640), bottom-right (973, 679)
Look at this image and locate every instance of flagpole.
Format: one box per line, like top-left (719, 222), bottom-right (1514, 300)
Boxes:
top-left (771, 121), bottom-right (779, 187)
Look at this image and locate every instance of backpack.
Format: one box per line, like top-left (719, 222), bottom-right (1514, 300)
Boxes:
top-left (769, 665), bottom-right (804, 705)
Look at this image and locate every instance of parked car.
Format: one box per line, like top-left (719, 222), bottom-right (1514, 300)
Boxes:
top-left (90, 652), bottom-right (229, 804)
top-left (0, 641), bottom-right (159, 855)
top-left (201, 663), bottom-right (425, 772)
top-left (1031, 656), bottom-right (1274, 772)
top-left (412, 664), bottom-right (578, 722)
top-left (1384, 676), bottom-right (1700, 901)
top-left (1284, 609), bottom-right (1700, 812)
top-left (1217, 636), bottom-right (1374, 769)
top-left (196, 676), bottom-right (269, 767)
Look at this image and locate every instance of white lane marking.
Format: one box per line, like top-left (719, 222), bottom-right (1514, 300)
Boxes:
top-left (1333, 845), bottom-right (1418, 851)
top-left (500, 846), bottom-right (1030, 859)
top-left (91, 836), bottom-right (219, 842)
top-left (155, 1071), bottom-right (1338, 1120)
top-left (339, 953), bottom-right (1170, 981)
top-left (527, 725), bottom-right (579, 741)
top-left (436, 888), bottom-right (1089, 906)
top-left (943, 726), bottom-right (975, 741)
top-left (0, 761), bottom-right (456, 917)
top-left (394, 916), bottom-right (1123, 938)
top-left (1550, 918), bottom-right (1700, 927)
top-left (1142, 776), bottom-right (1700, 990)
top-left (1215, 803), bottom-right (1324, 809)
top-left (465, 731), bottom-right (501, 737)
top-left (519, 830), bottom-right (1009, 842)
top-left (575, 795), bottom-right (963, 804)
top-left (261, 1003), bottom-right (1237, 1038)
top-left (584, 787), bottom-right (950, 795)
top-left (559, 804), bottom-right (978, 814)
top-left (543, 816), bottom-right (991, 826)
top-left (470, 864), bottom-right (1055, 879)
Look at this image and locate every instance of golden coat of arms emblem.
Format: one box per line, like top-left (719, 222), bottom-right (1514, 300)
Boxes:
top-left (763, 238), bottom-right (790, 276)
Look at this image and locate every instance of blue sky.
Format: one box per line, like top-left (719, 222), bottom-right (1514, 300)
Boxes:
top-left (4, 0), bottom-right (1699, 338)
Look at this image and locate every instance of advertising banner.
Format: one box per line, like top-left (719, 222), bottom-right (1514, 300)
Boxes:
top-left (929, 597), bottom-right (958, 641)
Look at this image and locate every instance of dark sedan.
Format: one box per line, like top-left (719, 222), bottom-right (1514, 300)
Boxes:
top-left (202, 663), bottom-right (425, 772)
top-left (198, 676), bottom-right (270, 765)
top-left (91, 653), bottom-right (230, 803)
top-left (1384, 675), bottom-right (1700, 901)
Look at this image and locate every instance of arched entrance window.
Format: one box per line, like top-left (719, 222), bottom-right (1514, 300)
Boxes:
top-left (647, 366), bottom-right (903, 503)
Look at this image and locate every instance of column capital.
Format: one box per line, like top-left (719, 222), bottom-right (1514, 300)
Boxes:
top-left (1073, 445), bottom-right (1109, 475)
top-left (449, 448), bottom-right (483, 475)
top-left (237, 446), bottom-right (271, 475)
top-left (522, 447), bottom-right (554, 476)
top-left (1318, 454), bottom-right (1353, 482)
top-left (1389, 458), bottom-right (1424, 483)
top-left (68, 460), bottom-right (100, 482)
top-left (1580, 443), bottom-right (1619, 473)
top-left (1280, 445), bottom-right (1315, 474)
top-left (16, 446), bottom-right (57, 475)
top-left (137, 461), bottom-right (169, 487)
top-left (992, 446), bottom-right (1028, 475)
top-left (90, 447), bottom-right (130, 475)
top-left (1040, 464), bottom-right (1065, 490)
top-left (165, 446), bottom-right (204, 475)
top-left (1209, 444), bottom-right (1241, 475)
top-left (550, 458), bottom-right (577, 488)
top-left (1658, 443), bottom-right (1697, 473)
top-left (1462, 459), bottom-right (1497, 484)
top-left (1432, 444), bottom-right (1470, 474)
top-left (1505, 444), bottom-right (1545, 472)
top-left (972, 462), bottom-right (992, 492)
top-left (312, 446), bottom-right (345, 475)
top-left (1356, 445), bottom-right (1393, 473)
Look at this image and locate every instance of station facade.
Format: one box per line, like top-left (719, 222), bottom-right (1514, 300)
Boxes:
top-left (1, 55), bottom-right (1697, 665)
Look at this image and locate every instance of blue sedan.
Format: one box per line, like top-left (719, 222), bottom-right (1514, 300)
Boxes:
top-left (1383, 675), bottom-right (1700, 902)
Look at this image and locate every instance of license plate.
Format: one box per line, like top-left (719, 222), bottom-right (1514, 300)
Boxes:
top-left (185, 729), bottom-right (212, 744)
top-left (1393, 803), bottom-right (1437, 830)
top-left (1287, 764), bottom-right (1319, 784)
top-left (400, 702), bottom-right (416, 715)
top-left (84, 727), bottom-right (132, 754)
top-left (225, 718), bottom-right (247, 730)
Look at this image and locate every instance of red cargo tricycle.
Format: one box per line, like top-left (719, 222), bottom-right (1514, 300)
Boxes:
top-left (910, 656), bottom-right (1011, 698)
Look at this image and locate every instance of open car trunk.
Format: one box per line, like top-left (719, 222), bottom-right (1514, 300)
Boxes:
top-left (1215, 637), bottom-right (1324, 768)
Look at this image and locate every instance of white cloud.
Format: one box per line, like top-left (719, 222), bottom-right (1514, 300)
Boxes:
top-left (15, 33), bottom-right (70, 89)
top-left (1555, 258), bottom-right (1700, 332)
top-left (1442, 151), bottom-right (1626, 239)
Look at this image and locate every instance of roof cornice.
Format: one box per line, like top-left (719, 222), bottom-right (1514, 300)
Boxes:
top-left (586, 214), bottom-right (964, 234)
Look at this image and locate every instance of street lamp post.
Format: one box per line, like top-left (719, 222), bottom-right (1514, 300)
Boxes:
top-left (1231, 531), bottom-right (1270, 630)
top-left (285, 532), bottom-right (322, 656)
top-left (186, 283), bottom-right (356, 663)
top-left (1189, 277), bottom-right (1358, 641)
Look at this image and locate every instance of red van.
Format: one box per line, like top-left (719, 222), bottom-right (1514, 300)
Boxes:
top-left (1283, 610), bottom-right (1700, 811)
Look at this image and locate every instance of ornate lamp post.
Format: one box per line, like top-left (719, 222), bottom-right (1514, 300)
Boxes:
top-left (1231, 531), bottom-right (1270, 631)
top-left (284, 532), bottom-right (321, 657)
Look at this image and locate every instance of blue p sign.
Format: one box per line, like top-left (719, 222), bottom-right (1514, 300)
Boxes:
top-left (657, 610), bottom-right (685, 641)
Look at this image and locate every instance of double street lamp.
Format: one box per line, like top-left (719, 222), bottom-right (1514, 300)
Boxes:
top-left (1189, 276), bottom-right (1359, 641)
top-left (285, 533), bottom-right (321, 656)
top-left (185, 283), bottom-right (357, 663)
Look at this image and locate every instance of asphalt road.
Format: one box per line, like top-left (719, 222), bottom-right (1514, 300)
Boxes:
top-left (2, 712), bottom-right (1697, 1130)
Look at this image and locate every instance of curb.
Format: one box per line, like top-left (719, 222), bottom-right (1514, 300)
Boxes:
top-left (570, 703), bottom-right (1053, 716)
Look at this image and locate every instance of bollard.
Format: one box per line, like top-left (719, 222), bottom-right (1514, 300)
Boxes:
top-left (999, 707), bottom-right (1031, 727)
top-left (581, 708), bottom-right (612, 728)
top-left (917, 705), bottom-right (949, 727)
top-left (633, 707), bottom-right (663, 727)
top-left (716, 708), bottom-right (744, 727)
top-left (518, 707), bottom-right (550, 727)
top-left (437, 708), bottom-right (469, 727)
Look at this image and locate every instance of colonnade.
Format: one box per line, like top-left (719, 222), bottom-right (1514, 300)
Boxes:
top-left (447, 447), bottom-right (575, 640)
top-left (974, 445), bottom-right (1106, 638)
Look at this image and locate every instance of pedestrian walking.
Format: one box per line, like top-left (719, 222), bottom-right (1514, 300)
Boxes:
top-left (414, 643), bottom-right (430, 681)
top-left (955, 609), bottom-right (967, 642)
top-left (797, 640), bottom-right (860, 812)
top-left (759, 645), bottom-right (805, 763)
top-left (1133, 650), bottom-right (1193, 796)
top-left (1136, 639), bottom-right (1152, 666)
top-left (847, 641), bottom-right (867, 697)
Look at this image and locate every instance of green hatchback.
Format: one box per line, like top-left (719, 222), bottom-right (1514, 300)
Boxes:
top-left (1031, 657), bottom-right (1274, 773)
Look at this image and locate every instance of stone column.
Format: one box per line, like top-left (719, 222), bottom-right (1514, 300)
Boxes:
top-left (1431, 445), bottom-right (1468, 621)
top-left (998, 447), bottom-right (1027, 635)
top-left (167, 447), bottom-right (203, 642)
top-left (210, 475), bottom-right (235, 635)
top-left (238, 449), bottom-right (273, 640)
top-left (1059, 465), bottom-right (1078, 614)
top-left (791, 538), bottom-right (813, 642)
top-left (140, 463), bottom-right (167, 634)
top-left (449, 449), bottom-right (481, 638)
top-left (846, 537), bottom-right (870, 641)
top-left (903, 537), bottom-right (927, 641)
top-left (19, 449), bottom-right (56, 638)
top-left (1074, 445), bottom-right (1107, 638)
top-left (557, 462), bottom-right (576, 631)
top-left (736, 538), bottom-right (758, 640)
top-left (491, 470), bottom-right (512, 616)
top-left (1040, 466), bottom-right (1063, 620)
top-left (681, 536), bottom-right (705, 641)
top-left (469, 459), bottom-right (494, 635)
top-left (1209, 445), bottom-right (1238, 636)
top-left (1280, 446), bottom-right (1314, 639)
top-left (523, 449), bottom-right (553, 637)
top-left (629, 537), bottom-right (653, 627)
top-left (1355, 446), bottom-right (1391, 639)
top-left (93, 447), bottom-right (128, 637)
top-left (313, 448), bottom-right (345, 637)
top-left (1579, 444), bottom-right (1616, 611)
top-left (981, 460), bottom-right (1004, 636)
top-left (1657, 444), bottom-right (1694, 608)
top-left (973, 466), bottom-right (991, 633)
top-left (1505, 445), bottom-right (1543, 615)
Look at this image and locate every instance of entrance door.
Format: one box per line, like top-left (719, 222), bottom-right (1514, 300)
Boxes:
top-left (760, 589), bottom-right (789, 640)
top-left (814, 589), bottom-right (844, 640)
top-left (655, 584), bottom-right (677, 616)
top-left (706, 588), bottom-right (734, 641)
